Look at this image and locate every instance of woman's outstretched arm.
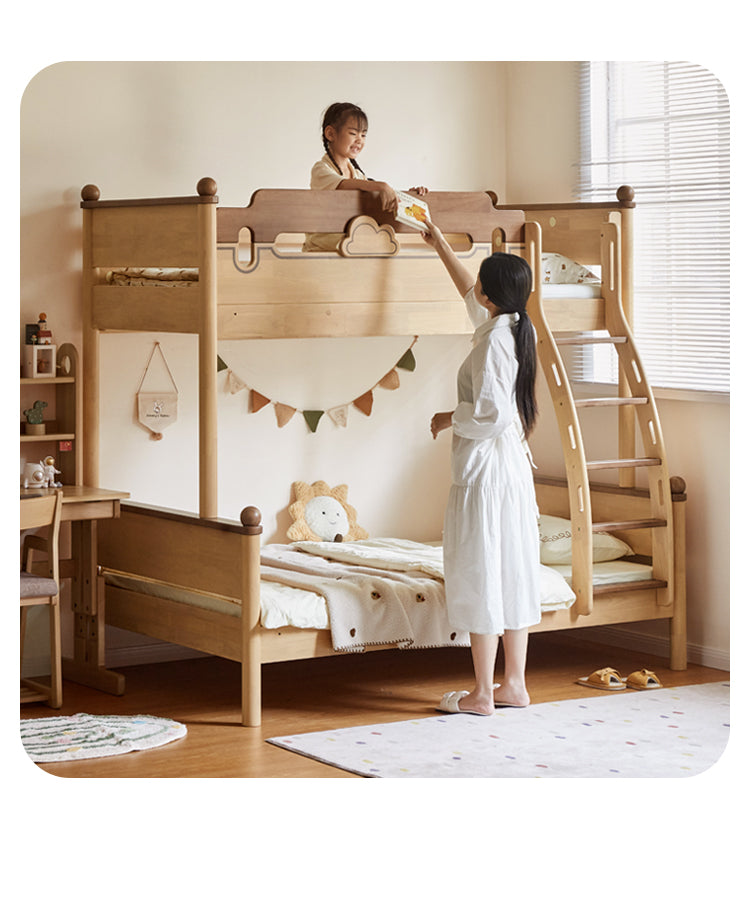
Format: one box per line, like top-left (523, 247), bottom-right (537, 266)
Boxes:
top-left (422, 219), bottom-right (475, 298)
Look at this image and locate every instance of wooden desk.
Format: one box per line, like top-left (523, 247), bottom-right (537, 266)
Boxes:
top-left (21, 485), bottom-right (130, 695)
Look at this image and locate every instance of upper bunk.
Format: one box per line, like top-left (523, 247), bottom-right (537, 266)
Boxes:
top-left (80, 180), bottom-right (635, 341)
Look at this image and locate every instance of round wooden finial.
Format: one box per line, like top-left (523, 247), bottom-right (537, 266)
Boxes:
top-left (81, 184), bottom-right (101, 202)
top-left (240, 506), bottom-right (262, 527)
top-left (617, 185), bottom-right (635, 206)
top-left (196, 177), bottom-right (217, 197)
top-left (670, 475), bottom-right (687, 496)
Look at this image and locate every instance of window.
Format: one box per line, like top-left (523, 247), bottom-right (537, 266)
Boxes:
top-left (576, 62), bottom-right (730, 394)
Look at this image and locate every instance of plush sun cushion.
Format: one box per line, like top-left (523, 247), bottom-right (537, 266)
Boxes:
top-left (286, 480), bottom-right (368, 542)
top-left (538, 514), bottom-right (634, 565)
top-left (541, 253), bottom-right (600, 285)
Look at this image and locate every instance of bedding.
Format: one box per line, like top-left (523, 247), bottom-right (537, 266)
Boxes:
top-left (538, 514), bottom-right (634, 564)
top-left (548, 559), bottom-right (654, 588)
top-left (104, 537), bottom-right (578, 653)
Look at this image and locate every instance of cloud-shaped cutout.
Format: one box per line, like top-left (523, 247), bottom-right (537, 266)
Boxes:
top-left (340, 216), bottom-right (399, 257)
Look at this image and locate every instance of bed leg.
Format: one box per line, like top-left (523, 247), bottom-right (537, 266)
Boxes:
top-left (241, 643), bottom-right (262, 727)
top-left (669, 478), bottom-right (688, 670)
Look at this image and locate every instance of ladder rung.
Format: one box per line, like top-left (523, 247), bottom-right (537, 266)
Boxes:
top-left (592, 518), bottom-right (667, 532)
top-left (586, 457), bottom-right (661, 470)
top-left (593, 578), bottom-right (668, 596)
top-left (575, 397), bottom-right (649, 408)
top-left (554, 335), bottom-right (628, 345)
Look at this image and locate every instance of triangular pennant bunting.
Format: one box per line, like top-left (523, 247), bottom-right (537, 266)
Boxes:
top-left (378, 368), bottom-right (400, 390)
top-left (327, 405), bottom-right (349, 428)
top-left (302, 410), bottom-right (325, 433)
top-left (353, 391), bottom-right (374, 416)
top-left (219, 338), bottom-right (418, 433)
top-left (227, 370), bottom-right (246, 394)
top-left (274, 403), bottom-right (297, 428)
top-left (396, 348), bottom-right (416, 372)
top-left (250, 389), bottom-right (271, 413)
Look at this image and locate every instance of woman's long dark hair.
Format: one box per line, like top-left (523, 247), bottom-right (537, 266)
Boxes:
top-left (321, 102), bottom-right (368, 177)
top-left (478, 252), bottom-right (537, 438)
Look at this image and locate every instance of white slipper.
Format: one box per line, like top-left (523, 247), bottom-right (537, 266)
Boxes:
top-left (436, 690), bottom-right (490, 716)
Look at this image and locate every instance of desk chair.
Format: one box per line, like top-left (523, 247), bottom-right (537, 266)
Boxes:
top-left (20, 490), bottom-right (63, 708)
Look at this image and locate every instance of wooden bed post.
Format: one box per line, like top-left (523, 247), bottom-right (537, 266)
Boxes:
top-left (616, 186), bottom-right (637, 488)
top-left (81, 184), bottom-right (101, 487)
top-left (669, 477), bottom-right (688, 670)
top-left (239, 506), bottom-right (263, 726)
top-left (197, 178), bottom-right (219, 518)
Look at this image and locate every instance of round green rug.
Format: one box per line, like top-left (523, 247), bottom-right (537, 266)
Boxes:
top-left (21, 713), bottom-right (187, 763)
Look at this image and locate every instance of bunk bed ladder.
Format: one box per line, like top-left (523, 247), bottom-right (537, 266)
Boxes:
top-left (524, 220), bottom-right (674, 616)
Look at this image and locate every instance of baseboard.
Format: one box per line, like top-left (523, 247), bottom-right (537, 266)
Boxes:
top-left (562, 625), bottom-right (730, 672)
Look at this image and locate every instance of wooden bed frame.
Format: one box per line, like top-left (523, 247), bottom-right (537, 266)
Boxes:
top-left (82, 181), bottom-right (687, 726)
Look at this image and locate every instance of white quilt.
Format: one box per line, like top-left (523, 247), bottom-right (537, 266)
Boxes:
top-left (260, 538), bottom-right (576, 652)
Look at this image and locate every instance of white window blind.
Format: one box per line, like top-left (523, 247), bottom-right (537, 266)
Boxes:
top-left (576, 61), bottom-right (730, 393)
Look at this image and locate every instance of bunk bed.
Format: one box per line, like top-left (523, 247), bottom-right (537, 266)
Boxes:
top-left (80, 180), bottom-right (687, 726)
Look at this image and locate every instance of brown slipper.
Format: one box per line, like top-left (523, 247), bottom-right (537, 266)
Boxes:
top-left (576, 667), bottom-right (627, 691)
top-left (625, 669), bottom-right (663, 690)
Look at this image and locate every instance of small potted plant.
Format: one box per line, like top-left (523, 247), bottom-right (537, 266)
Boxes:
top-left (23, 400), bottom-right (48, 435)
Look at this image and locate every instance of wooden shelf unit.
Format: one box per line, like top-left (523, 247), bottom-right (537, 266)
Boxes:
top-left (19, 343), bottom-right (82, 486)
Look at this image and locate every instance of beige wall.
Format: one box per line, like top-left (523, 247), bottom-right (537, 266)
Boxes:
top-left (20, 60), bottom-right (729, 670)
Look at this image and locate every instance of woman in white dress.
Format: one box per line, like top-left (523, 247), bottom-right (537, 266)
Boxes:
top-left (424, 220), bottom-right (540, 716)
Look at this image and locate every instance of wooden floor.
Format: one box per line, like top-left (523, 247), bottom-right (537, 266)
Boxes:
top-left (20, 633), bottom-right (727, 778)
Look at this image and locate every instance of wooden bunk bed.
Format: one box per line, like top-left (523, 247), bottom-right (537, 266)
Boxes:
top-left (80, 180), bottom-right (687, 726)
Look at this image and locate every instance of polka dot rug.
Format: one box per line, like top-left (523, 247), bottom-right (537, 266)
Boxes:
top-left (268, 681), bottom-right (729, 778)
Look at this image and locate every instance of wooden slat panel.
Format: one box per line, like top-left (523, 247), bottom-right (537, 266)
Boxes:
top-left (98, 509), bottom-right (246, 599)
top-left (90, 204), bottom-right (202, 268)
top-left (216, 244), bottom-right (486, 305)
top-left (524, 208), bottom-right (620, 265)
top-left (106, 586), bottom-right (242, 661)
top-left (530, 589), bottom-right (674, 632)
top-left (542, 296), bottom-right (606, 331)
top-left (92, 285), bottom-right (202, 333)
top-left (217, 190), bottom-right (526, 245)
top-left (218, 301), bottom-right (473, 339)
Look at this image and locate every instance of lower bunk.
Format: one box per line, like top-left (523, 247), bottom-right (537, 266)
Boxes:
top-left (97, 477), bottom-right (686, 727)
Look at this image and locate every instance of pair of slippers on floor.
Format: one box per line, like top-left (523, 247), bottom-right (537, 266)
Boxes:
top-left (576, 667), bottom-right (663, 691)
top-left (436, 686), bottom-right (525, 717)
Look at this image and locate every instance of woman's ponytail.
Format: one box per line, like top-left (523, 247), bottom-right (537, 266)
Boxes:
top-left (478, 254), bottom-right (538, 438)
top-left (512, 310), bottom-right (538, 438)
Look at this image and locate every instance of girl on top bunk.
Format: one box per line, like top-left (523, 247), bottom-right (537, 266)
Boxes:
top-left (303, 102), bottom-right (428, 252)
top-left (424, 218), bottom-right (540, 716)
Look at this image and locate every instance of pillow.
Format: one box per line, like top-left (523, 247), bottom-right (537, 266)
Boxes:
top-left (286, 480), bottom-right (368, 543)
top-left (538, 514), bottom-right (634, 564)
top-left (541, 253), bottom-right (600, 285)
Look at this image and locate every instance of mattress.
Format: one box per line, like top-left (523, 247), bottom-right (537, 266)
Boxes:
top-left (102, 537), bottom-right (593, 634)
top-left (103, 269), bottom-right (601, 299)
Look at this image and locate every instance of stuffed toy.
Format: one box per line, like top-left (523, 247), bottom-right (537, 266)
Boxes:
top-left (286, 480), bottom-right (368, 543)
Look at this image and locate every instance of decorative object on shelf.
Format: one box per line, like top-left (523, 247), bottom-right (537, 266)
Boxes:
top-left (23, 344), bottom-right (57, 378)
top-left (23, 400), bottom-right (48, 435)
top-left (220, 337), bottom-right (419, 433)
top-left (36, 313), bottom-right (53, 344)
top-left (22, 456), bottom-right (62, 488)
top-left (136, 342), bottom-right (178, 440)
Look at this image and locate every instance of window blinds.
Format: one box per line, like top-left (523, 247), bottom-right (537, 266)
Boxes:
top-left (577, 62), bottom-right (730, 393)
